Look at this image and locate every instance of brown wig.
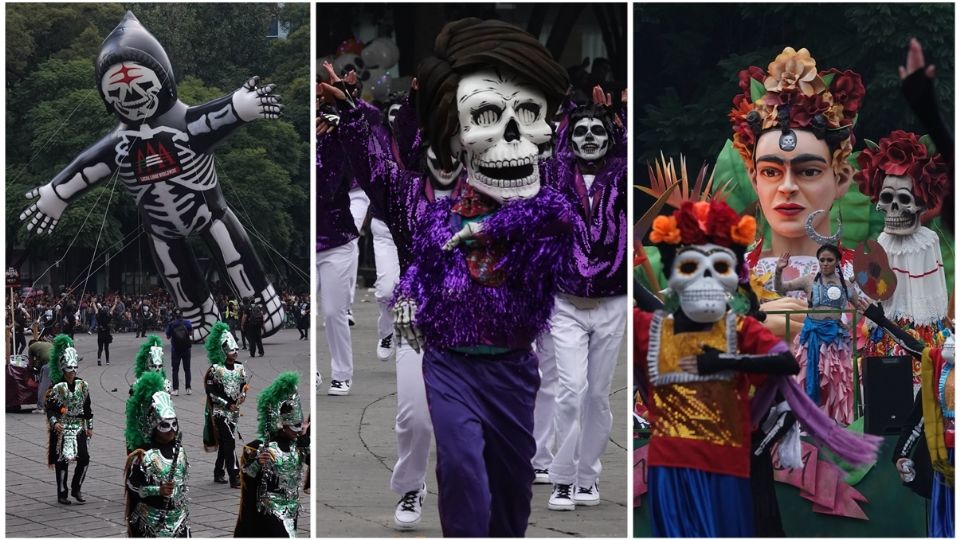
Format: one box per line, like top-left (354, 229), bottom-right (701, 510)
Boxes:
top-left (416, 18), bottom-right (569, 169)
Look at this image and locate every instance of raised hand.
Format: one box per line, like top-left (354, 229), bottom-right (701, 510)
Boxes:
top-left (899, 38), bottom-right (936, 80)
top-left (776, 251), bottom-right (791, 271)
top-left (233, 75), bottom-right (283, 122)
top-left (591, 84), bottom-right (612, 107)
top-left (20, 184), bottom-right (68, 235)
top-left (393, 297), bottom-right (424, 354)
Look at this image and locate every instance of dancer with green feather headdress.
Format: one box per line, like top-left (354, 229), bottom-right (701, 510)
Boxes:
top-left (130, 335), bottom-right (172, 395)
top-left (203, 321), bottom-right (248, 488)
top-left (124, 371), bottom-right (190, 537)
top-left (235, 371), bottom-right (309, 537)
top-left (45, 334), bottom-right (93, 506)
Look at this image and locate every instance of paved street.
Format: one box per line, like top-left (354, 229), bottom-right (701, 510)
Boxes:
top-left (317, 287), bottom-right (629, 537)
top-left (5, 327), bottom-right (311, 537)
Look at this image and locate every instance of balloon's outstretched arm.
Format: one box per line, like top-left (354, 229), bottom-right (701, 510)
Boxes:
top-left (186, 75), bottom-right (282, 152)
top-left (20, 130), bottom-right (120, 235)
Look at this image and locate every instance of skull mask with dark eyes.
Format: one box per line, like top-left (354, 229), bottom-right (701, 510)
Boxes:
top-left (452, 68), bottom-right (554, 203)
top-left (571, 118), bottom-right (609, 162)
top-left (426, 146), bottom-right (462, 187)
top-left (101, 62), bottom-right (163, 122)
top-left (667, 244), bottom-right (740, 323)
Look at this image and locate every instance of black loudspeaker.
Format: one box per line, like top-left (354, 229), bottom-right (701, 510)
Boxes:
top-left (861, 355), bottom-right (915, 436)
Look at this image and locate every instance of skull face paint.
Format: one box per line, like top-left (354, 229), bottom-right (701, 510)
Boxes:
top-left (426, 146), bottom-right (462, 187)
top-left (571, 117), bottom-right (609, 162)
top-left (454, 69), bottom-right (553, 203)
top-left (100, 62), bottom-right (162, 122)
top-left (877, 175), bottom-right (923, 235)
top-left (668, 244), bottom-right (739, 323)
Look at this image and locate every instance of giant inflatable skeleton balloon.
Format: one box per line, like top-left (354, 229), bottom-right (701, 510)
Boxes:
top-left (19, 12), bottom-right (285, 341)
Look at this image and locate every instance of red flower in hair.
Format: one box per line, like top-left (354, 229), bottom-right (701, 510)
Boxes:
top-left (854, 130), bottom-right (947, 210)
top-left (737, 66), bottom-right (765, 97)
top-left (706, 200), bottom-right (739, 246)
top-left (825, 68), bottom-right (865, 120)
top-left (676, 202), bottom-right (707, 245)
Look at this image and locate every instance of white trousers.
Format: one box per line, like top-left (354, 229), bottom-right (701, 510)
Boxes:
top-left (548, 294), bottom-right (627, 487)
top-left (371, 218), bottom-right (400, 341)
top-left (347, 188), bottom-right (369, 305)
top-left (318, 240), bottom-right (358, 381)
top-left (532, 331), bottom-right (558, 470)
top-left (390, 340), bottom-right (434, 494)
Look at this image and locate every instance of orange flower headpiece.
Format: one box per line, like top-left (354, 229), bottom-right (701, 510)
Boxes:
top-left (729, 47), bottom-right (864, 175)
top-left (650, 200), bottom-right (756, 250)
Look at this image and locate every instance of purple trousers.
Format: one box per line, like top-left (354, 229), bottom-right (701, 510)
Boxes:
top-left (423, 347), bottom-right (540, 537)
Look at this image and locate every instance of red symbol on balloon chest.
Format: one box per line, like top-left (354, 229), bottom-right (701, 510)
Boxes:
top-left (132, 134), bottom-right (183, 183)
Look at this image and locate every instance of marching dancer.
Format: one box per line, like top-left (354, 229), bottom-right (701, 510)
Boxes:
top-left (202, 321), bottom-right (249, 488)
top-left (45, 334), bottom-right (93, 505)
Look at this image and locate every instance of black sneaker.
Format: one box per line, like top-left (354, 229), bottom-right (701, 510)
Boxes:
top-left (57, 496), bottom-right (72, 505)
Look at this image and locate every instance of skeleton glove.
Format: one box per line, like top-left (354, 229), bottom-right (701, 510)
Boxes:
top-left (442, 221), bottom-right (483, 251)
top-left (392, 297), bottom-right (424, 353)
top-left (233, 75), bottom-right (283, 122)
top-left (20, 184), bottom-right (68, 235)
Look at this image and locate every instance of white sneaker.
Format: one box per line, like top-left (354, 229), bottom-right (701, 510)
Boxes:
top-left (377, 333), bottom-right (395, 361)
top-left (328, 380), bottom-right (351, 396)
top-left (315, 371), bottom-right (323, 391)
top-left (574, 481), bottom-right (600, 506)
top-left (393, 483), bottom-right (425, 530)
top-left (171, 389), bottom-right (179, 396)
top-left (186, 389), bottom-right (192, 396)
top-left (547, 483), bottom-right (575, 511)
top-left (533, 469), bottom-right (550, 484)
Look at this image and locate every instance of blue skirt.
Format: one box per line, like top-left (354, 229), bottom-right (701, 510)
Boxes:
top-left (930, 449), bottom-right (955, 538)
top-left (649, 466), bottom-right (754, 537)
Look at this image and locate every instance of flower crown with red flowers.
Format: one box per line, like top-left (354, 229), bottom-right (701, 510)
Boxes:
top-left (854, 130), bottom-right (949, 216)
top-left (729, 47), bottom-right (865, 176)
top-left (649, 200), bottom-right (757, 250)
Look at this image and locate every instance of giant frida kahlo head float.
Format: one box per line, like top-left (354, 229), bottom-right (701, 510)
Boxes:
top-left (853, 130), bottom-right (949, 236)
top-left (96, 11), bottom-right (178, 123)
top-left (415, 18), bottom-right (569, 203)
top-left (648, 200), bottom-right (758, 323)
top-left (728, 48), bottom-right (865, 246)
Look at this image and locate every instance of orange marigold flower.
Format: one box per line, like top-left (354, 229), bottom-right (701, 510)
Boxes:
top-left (649, 216), bottom-right (681, 244)
top-left (692, 201), bottom-right (710, 229)
top-left (730, 216), bottom-right (757, 246)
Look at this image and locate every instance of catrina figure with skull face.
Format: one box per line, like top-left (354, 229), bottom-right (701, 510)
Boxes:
top-left (124, 371), bottom-right (189, 537)
top-left (635, 200), bottom-right (880, 536)
top-left (535, 102), bottom-right (627, 510)
top-left (18, 12), bottom-right (285, 343)
top-left (346, 18), bottom-right (572, 537)
top-left (855, 130), bottom-right (951, 378)
top-left (728, 48), bottom-right (864, 338)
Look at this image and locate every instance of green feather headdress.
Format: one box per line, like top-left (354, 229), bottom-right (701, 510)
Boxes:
top-left (257, 371), bottom-right (302, 439)
top-left (48, 334), bottom-right (75, 385)
top-left (134, 335), bottom-right (166, 379)
top-left (204, 321), bottom-right (231, 365)
top-left (125, 372), bottom-right (170, 450)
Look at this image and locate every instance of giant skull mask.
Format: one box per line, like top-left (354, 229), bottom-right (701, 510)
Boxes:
top-left (877, 175), bottom-right (923, 235)
top-left (668, 244), bottom-right (739, 323)
top-left (571, 117), bottom-right (609, 162)
top-left (100, 62), bottom-right (162, 122)
top-left (426, 146), bottom-right (462, 187)
top-left (453, 69), bottom-right (553, 203)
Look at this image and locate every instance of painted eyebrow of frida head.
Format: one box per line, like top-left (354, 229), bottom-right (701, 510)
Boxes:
top-left (756, 154), bottom-right (829, 165)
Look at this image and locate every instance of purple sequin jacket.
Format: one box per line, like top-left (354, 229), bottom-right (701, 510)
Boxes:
top-left (316, 131), bottom-right (359, 252)
top-left (543, 154), bottom-right (627, 298)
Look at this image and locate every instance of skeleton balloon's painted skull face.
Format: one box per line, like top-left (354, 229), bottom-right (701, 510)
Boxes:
top-left (100, 62), bottom-right (163, 122)
top-left (571, 117), bottom-right (609, 162)
top-left (668, 244), bottom-right (739, 323)
top-left (453, 68), bottom-right (553, 203)
top-left (426, 146), bottom-right (462, 187)
top-left (877, 175), bottom-right (923, 235)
